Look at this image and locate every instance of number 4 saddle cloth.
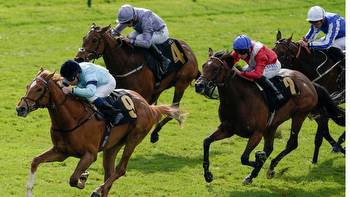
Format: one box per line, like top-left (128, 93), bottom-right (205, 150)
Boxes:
top-left (144, 38), bottom-right (189, 81)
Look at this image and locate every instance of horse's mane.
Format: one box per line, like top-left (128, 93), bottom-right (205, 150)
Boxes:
top-left (213, 50), bottom-right (235, 68)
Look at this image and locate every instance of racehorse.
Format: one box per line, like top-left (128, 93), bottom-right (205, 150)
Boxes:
top-left (16, 69), bottom-right (185, 197)
top-left (273, 30), bottom-right (345, 163)
top-left (195, 48), bottom-right (345, 185)
top-left (75, 23), bottom-right (199, 143)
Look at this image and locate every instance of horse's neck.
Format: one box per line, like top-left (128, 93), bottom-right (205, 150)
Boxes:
top-left (219, 75), bottom-right (258, 105)
top-left (48, 82), bottom-right (88, 129)
top-left (103, 36), bottom-right (142, 75)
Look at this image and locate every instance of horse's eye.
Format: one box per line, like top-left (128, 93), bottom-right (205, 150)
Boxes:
top-left (92, 38), bottom-right (97, 43)
top-left (37, 88), bottom-right (43, 92)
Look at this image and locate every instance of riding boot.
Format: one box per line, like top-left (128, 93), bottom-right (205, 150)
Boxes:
top-left (151, 44), bottom-right (171, 73)
top-left (258, 76), bottom-right (284, 101)
top-left (326, 47), bottom-right (345, 63)
top-left (93, 97), bottom-right (124, 125)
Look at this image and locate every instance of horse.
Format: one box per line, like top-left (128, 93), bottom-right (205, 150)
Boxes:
top-left (16, 69), bottom-right (185, 197)
top-left (273, 30), bottom-right (345, 163)
top-left (195, 48), bottom-right (345, 185)
top-left (75, 23), bottom-right (199, 143)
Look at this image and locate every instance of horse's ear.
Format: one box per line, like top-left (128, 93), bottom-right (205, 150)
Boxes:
top-left (208, 48), bottom-right (214, 57)
top-left (276, 29), bottom-right (282, 41)
top-left (47, 72), bottom-right (55, 80)
top-left (287, 33), bottom-right (293, 43)
top-left (101, 25), bottom-right (110, 33)
top-left (91, 23), bottom-right (96, 29)
top-left (40, 67), bottom-right (44, 72)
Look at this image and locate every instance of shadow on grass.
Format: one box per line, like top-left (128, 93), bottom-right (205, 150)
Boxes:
top-left (126, 153), bottom-right (201, 173)
top-left (277, 157), bottom-right (345, 185)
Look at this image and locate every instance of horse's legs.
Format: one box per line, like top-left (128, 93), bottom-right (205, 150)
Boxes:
top-left (102, 143), bottom-right (124, 194)
top-left (150, 82), bottom-right (188, 143)
top-left (69, 152), bottom-right (97, 189)
top-left (27, 148), bottom-right (68, 197)
top-left (240, 131), bottom-right (264, 185)
top-left (312, 117), bottom-right (327, 164)
top-left (267, 114), bottom-right (307, 178)
top-left (203, 123), bottom-right (234, 183)
top-left (92, 131), bottom-right (147, 197)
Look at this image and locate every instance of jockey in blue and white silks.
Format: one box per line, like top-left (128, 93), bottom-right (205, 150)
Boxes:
top-left (60, 60), bottom-right (123, 125)
top-left (299, 6), bottom-right (345, 64)
top-left (111, 4), bottom-right (171, 73)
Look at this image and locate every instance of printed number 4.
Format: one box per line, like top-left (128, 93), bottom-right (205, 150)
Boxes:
top-left (171, 43), bottom-right (185, 64)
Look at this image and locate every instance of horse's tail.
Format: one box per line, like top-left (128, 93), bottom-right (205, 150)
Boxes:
top-left (150, 105), bottom-right (187, 127)
top-left (314, 83), bottom-right (345, 126)
top-left (190, 70), bottom-right (202, 86)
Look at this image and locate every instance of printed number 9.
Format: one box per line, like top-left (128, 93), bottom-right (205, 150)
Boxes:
top-left (121, 95), bottom-right (137, 118)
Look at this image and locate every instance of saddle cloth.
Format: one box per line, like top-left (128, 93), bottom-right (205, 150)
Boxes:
top-left (144, 38), bottom-right (188, 81)
top-left (256, 76), bottom-right (299, 112)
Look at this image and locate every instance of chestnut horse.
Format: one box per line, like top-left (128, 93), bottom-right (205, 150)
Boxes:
top-left (75, 24), bottom-right (199, 143)
top-left (195, 49), bottom-right (345, 185)
top-left (16, 69), bottom-right (185, 197)
top-left (273, 30), bottom-right (345, 163)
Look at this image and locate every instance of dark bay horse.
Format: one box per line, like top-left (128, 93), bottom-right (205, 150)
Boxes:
top-left (75, 24), bottom-right (199, 143)
top-left (16, 69), bottom-right (185, 197)
top-left (273, 30), bottom-right (345, 163)
top-left (195, 49), bottom-right (345, 185)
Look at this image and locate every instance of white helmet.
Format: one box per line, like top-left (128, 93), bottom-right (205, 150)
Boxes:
top-left (307, 6), bottom-right (325, 21)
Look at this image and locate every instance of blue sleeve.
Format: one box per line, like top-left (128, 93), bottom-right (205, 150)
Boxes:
top-left (73, 81), bottom-right (97, 98)
top-left (309, 19), bottom-right (339, 49)
top-left (133, 17), bottom-right (153, 48)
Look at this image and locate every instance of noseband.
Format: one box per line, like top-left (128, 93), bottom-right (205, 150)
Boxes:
top-left (79, 31), bottom-right (104, 61)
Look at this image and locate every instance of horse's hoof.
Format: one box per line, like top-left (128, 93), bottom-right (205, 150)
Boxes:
top-left (90, 191), bottom-right (101, 197)
top-left (242, 175), bottom-right (253, 185)
top-left (332, 145), bottom-right (341, 153)
top-left (204, 171), bottom-right (213, 183)
top-left (266, 169), bottom-right (275, 179)
top-left (150, 133), bottom-right (159, 143)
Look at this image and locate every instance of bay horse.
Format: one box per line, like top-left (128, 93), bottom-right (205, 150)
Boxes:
top-left (16, 69), bottom-right (185, 197)
top-left (195, 48), bottom-right (345, 185)
top-left (75, 23), bottom-right (199, 143)
top-left (273, 30), bottom-right (345, 163)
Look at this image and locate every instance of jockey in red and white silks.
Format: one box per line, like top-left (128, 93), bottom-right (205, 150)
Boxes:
top-left (231, 41), bottom-right (281, 80)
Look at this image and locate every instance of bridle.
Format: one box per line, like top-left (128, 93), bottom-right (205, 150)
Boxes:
top-left (274, 40), bottom-right (313, 65)
top-left (21, 75), bottom-right (95, 133)
top-left (204, 56), bottom-right (236, 87)
top-left (21, 76), bottom-right (53, 112)
top-left (79, 31), bottom-right (104, 61)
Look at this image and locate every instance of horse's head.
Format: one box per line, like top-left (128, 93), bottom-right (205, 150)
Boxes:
top-left (75, 23), bottom-right (111, 62)
top-left (195, 48), bottom-right (232, 99)
top-left (16, 68), bottom-right (57, 117)
top-left (273, 30), bottom-right (303, 69)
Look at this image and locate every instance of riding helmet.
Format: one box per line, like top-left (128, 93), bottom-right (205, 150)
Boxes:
top-left (117, 4), bottom-right (135, 24)
top-left (307, 6), bottom-right (325, 22)
top-left (60, 60), bottom-right (82, 81)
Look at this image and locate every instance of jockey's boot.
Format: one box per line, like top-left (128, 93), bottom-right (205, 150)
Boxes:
top-left (151, 44), bottom-right (171, 74)
top-left (258, 76), bottom-right (284, 101)
top-left (93, 97), bottom-right (124, 125)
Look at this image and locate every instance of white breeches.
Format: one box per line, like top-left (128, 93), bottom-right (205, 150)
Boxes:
top-left (128, 26), bottom-right (169, 45)
top-left (88, 75), bottom-right (116, 102)
top-left (242, 60), bottom-right (281, 79)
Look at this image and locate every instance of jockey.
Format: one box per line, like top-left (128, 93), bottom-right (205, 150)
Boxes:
top-left (111, 4), bottom-right (171, 73)
top-left (231, 35), bottom-right (284, 101)
top-left (60, 60), bottom-right (123, 125)
top-left (299, 6), bottom-right (345, 67)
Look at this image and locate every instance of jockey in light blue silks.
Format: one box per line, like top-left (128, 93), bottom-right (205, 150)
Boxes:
top-left (60, 60), bottom-right (123, 125)
top-left (111, 4), bottom-right (171, 73)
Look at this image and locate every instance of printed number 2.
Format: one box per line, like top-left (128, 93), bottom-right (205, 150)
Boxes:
top-left (120, 95), bottom-right (137, 118)
top-left (283, 77), bottom-right (296, 95)
top-left (171, 43), bottom-right (185, 64)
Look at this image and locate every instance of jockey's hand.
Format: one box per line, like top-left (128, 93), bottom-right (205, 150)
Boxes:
top-left (298, 40), bottom-right (308, 47)
top-left (62, 86), bottom-right (72, 94)
top-left (111, 28), bottom-right (120, 37)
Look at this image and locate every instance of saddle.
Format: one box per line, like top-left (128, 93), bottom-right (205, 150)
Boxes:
top-left (144, 38), bottom-right (188, 81)
top-left (256, 76), bottom-right (299, 112)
